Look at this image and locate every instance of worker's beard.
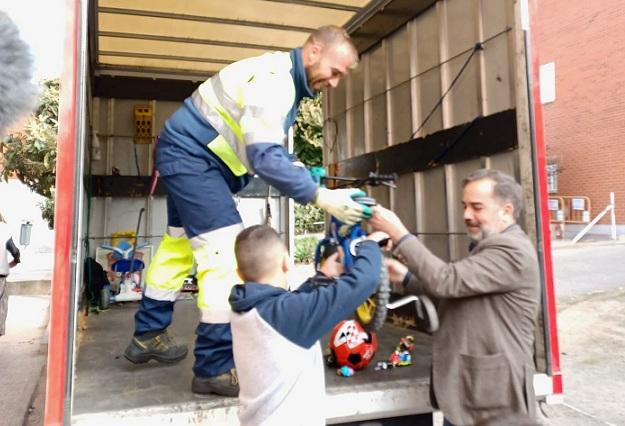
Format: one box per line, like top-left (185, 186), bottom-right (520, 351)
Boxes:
top-left (306, 62), bottom-right (327, 91)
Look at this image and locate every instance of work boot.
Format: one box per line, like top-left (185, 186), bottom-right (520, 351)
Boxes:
top-left (192, 369), bottom-right (239, 397)
top-left (124, 330), bottom-right (188, 364)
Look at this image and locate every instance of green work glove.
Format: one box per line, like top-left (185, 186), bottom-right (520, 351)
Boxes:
top-left (314, 188), bottom-right (368, 226)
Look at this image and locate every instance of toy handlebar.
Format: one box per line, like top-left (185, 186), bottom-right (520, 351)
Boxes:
top-left (310, 167), bottom-right (397, 189)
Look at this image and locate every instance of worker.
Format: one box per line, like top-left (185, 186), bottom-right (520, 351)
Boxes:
top-left (124, 25), bottom-right (368, 397)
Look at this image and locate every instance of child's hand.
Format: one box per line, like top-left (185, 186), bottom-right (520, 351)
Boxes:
top-left (385, 258), bottom-right (409, 284)
top-left (366, 231), bottom-right (390, 247)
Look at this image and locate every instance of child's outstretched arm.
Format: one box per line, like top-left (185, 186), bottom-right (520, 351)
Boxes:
top-left (265, 239), bottom-right (383, 348)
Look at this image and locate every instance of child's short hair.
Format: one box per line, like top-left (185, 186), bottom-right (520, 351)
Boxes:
top-left (235, 225), bottom-right (286, 282)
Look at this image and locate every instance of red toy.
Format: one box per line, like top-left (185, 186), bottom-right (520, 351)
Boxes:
top-left (328, 320), bottom-right (377, 370)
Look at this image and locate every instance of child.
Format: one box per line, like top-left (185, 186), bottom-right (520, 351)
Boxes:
top-left (229, 225), bottom-right (384, 425)
top-left (307, 238), bottom-right (344, 288)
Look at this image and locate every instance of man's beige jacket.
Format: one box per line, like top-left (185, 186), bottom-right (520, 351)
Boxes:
top-left (396, 224), bottom-right (540, 425)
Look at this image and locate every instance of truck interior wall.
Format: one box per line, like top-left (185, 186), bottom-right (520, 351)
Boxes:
top-left (325, 0), bottom-right (549, 375)
top-left (85, 96), bottom-right (288, 259)
top-left (85, 97), bottom-right (175, 258)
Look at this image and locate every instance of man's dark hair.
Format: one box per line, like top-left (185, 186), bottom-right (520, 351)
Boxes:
top-left (0, 11), bottom-right (36, 135)
top-left (463, 168), bottom-right (523, 220)
top-left (235, 225), bottom-right (286, 283)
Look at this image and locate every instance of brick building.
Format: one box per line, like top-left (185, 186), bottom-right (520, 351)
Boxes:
top-left (535, 0), bottom-right (625, 235)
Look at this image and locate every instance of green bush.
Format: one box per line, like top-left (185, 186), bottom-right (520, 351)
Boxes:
top-left (294, 235), bottom-right (320, 264)
top-left (295, 203), bottom-right (325, 234)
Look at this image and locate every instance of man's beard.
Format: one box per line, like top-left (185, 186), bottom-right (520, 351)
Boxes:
top-left (466, 222), bottom-right (493, 244)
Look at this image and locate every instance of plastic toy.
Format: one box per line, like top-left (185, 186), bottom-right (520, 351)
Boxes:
top-left (337, 366), bottom-right (354, 377)
top-left (327, 320), bottom-right (377, 370)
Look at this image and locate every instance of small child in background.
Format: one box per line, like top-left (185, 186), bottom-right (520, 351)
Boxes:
top-left (306, 238), bottom-right (344, 289)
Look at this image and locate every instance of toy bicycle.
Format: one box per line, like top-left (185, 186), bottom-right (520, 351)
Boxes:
top-left (310, 167), bottom-right (439, 334)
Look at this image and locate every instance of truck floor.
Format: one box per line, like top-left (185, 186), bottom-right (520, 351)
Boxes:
top-left (72, 299), bottom-right (433, 424)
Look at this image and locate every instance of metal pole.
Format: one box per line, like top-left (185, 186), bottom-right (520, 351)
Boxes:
top-left (610, 192), bottom-right (616, 240)
top-left (572, 204), bottom-right (611, 244)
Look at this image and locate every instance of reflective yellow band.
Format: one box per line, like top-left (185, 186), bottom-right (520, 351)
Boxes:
top-left (207, 135), bottom-right (248, 176)
top-left (198, 81), bottom-right (244, 141)
top-left (145, 234), bottom-right (194, 293)
top-left (144, 286), bottom-right (179, 302)
top-left (191, 224), bottom-right (242, 313)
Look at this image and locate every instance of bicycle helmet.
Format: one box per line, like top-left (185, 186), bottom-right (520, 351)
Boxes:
top-left (327, 320), bottom-right (377, 370)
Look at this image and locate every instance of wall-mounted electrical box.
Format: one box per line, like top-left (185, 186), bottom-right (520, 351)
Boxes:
top-left (133, 105), bottom-right (153, 144)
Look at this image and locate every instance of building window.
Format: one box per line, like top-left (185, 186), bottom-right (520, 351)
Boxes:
top-left (547, 162), bottom-right (559, 194)
top-left (540, 62), bottom-right (556, 104)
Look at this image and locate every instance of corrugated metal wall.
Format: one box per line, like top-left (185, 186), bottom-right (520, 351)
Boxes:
top-left (325, 0), bottom-right (522, 262)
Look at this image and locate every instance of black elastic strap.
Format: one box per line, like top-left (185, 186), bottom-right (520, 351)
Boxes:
top-left (401, 271), bottom-right (413, 288)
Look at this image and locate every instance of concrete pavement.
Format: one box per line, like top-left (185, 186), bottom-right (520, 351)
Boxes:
top-left (543, 237), bottom-right (625, 426)
top-left (0, 295), bottom-right (49, 426)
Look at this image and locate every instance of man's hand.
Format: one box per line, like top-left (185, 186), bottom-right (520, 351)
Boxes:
top-left (385, 258), bottom-right (409, 284)
top-left (314, 188), bottom-right (371, 226)
top-left (369, 205), bottom-right (410, 243)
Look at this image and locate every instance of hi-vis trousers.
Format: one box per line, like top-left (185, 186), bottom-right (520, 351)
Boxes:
top-left (134, 140), bottom-right (250, 378)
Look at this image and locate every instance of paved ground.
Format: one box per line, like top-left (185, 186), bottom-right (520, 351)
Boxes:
top-left (543, 288), bottom-right (625, 426)
top-left (552, 240), bottom-right (625, 300)
top-left (540, 238), bottom-right (625, 426)
top-left (0, 296), bottom-right (49, 426)
top-left (7, 237), bottom-right (625, 425)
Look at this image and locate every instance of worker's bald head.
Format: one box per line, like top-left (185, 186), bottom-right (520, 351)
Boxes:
top-left (305, 26), bottom-right (358, 61)
top-left (302, 25), bottom-right (359, 91)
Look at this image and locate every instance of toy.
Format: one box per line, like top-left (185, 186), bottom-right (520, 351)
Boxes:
top-left (312, 169), bottom-right (440, 336)
top-left (399, 336), bottom-right (415, 352)
top-left (337, 366), bottom-right (354, 377)
top-left (388, 335), bottom-right (414, 367)
top-left (327, 320), bottom-right (377, 370)
top-left (375, 335), bottom-right (415, 370)
top-left (312, 168), bottom-right (395, 332)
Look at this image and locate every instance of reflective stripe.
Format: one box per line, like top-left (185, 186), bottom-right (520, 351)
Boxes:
top-left (211, 74), bottom-right (243, 122)
top-left (240, 106), bottom-right (286, 145)
top-left (189, 223), bottom-right (243, 250)
top-left (145, 233), bottom-right (194, 293)
top-left (200, 308), bottom-right (232, 324)
top-left (192, 90), bottom-right (250, 174)
top-left (192, 90), bottom-right (243, 145)
top-left (144, 286), bottom-right (180, 302)
top-left (191, 224), bottom-right (242, 313)
top-left (191, 51), bottom-right (295, 176)
top-left (207, 135), bottom-right (248, 176)
top-left (167, 226), bottom-right (186, 238)
top-left (242, 104), bottom-right (268, 118)
top-left (243, 127), bottom-right (286, 146)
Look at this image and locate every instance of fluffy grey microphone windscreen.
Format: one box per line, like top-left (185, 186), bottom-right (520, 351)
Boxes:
top-left (0, 11), bottom-right (36, 135)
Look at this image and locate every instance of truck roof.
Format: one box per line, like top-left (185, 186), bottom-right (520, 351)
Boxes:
top-left (90, 0), bottom-right (437, 100)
